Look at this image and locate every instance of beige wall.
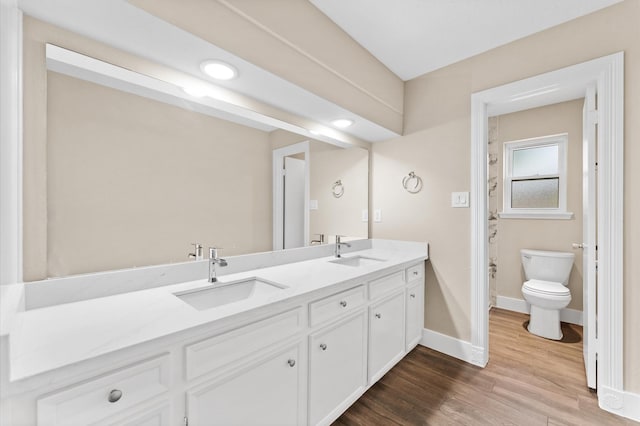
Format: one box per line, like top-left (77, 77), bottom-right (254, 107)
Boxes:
top-left (372, 0), bottom-right (639, 392)
top-left (495, 100), bottom-right (584, 310)
top-left (44, 71), bottom-right (272, 277)
top-left (310, 144), bottom-right (368, 240)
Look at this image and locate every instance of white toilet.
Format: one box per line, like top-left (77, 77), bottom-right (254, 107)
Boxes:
top-left (520, 249), bottom-right (575, 340)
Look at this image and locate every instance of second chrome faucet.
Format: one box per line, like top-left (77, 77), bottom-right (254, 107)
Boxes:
top-left (335, 235), bottom-right (351, 258)
top-left (208, 247), bottom-right (228, 283)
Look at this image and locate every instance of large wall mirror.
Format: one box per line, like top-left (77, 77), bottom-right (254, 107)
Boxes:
top-left (30, 45), bottom-right (369, 280)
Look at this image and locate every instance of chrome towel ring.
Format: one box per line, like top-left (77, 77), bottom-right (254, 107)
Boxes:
top-left (332, 180), bottom-right (345, 198)
top-left (402, 171), bottom-right (423, 194)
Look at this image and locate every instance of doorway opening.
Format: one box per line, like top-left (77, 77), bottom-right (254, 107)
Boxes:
top-left (272, 141), bottom-right (310, 250)
top-left (486, 97), bottom-right (596, 391)
top-left (469, 52), bottom-right (624, 412)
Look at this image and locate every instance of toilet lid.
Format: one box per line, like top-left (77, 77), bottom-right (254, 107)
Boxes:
top-left (523, 279), bottom-right (570, 296)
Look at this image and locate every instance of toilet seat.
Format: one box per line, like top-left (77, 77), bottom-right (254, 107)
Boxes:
top-left (523, 279), bottom-right (570, 297)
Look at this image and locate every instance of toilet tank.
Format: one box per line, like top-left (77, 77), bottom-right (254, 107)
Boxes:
top-left (520, 249), bottom-right (575, 285)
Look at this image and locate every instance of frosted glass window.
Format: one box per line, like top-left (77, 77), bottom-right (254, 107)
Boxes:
top-left (512, 145), bottom-right (558, 177)
top-left (511, 178), bottom-right (559, 208)
top-left (502, 134), bottom-right (568, 216)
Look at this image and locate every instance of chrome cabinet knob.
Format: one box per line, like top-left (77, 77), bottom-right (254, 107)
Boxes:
top-left (410, 293), bottom-right (416, 298)
top-left (287, 359), bottom-right (296, 367)
top-left (108, 389), bottom-right (122, 403)
top-left (375, 313), bottom-right (381, 319)
top-left (320, 343), bottom-right (327, 351)
top-left (339, 300), bottom-right (347, 307)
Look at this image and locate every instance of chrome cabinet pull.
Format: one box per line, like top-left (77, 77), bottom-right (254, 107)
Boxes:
top-left (320, 343), bottom-right (327, 351)
top-left (339, 300), bottom-right (347, 307)
top-left (287, 359), bottom-right (296, 367)
top-left (375, 313), bottom-right (381, 319)
top-left (108, 389), bottom-right (122, 403)
top-left (410, 293), bottom-right (416, 298)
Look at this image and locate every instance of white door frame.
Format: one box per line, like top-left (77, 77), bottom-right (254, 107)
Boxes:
top-left (0, 0), bottom-right (23, 285)
top-left (470, 53), bottom-right (624, 413)
top-left (272, 141), bottom-right (310, 251)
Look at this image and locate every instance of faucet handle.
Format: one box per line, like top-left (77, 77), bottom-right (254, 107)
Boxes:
top-left (209, 247), bottom-right (223, 259)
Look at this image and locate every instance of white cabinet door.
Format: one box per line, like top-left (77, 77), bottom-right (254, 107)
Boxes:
top-left (405, 280), bottom-right (424, 351)
top-left (308, 311), bottom-right (367, 426)
top-left (368, 291), bottom-right (405, 383)
top-left (186, 343), bottom-right (303, 426)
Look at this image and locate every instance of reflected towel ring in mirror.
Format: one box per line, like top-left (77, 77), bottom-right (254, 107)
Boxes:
top-left (332, 180), bottom-right (345, 198)
top-left (402, 172), bottom-right (423, 194)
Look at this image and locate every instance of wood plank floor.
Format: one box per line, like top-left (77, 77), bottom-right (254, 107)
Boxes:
top-left (334, 308), bottom-right (637, 425)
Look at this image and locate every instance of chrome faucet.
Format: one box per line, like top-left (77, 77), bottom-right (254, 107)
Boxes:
top-left (311, 233), bottom-right (325, 245)
top-left (335, 235), bottom-right (351, 258)
top-left (188, 243), bottom-right (203, 260)
top-left (208, 247), bottom-right (228, 283)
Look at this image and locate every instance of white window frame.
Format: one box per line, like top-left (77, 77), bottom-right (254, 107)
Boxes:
top-left (499, 133), bottom-right (573, 219)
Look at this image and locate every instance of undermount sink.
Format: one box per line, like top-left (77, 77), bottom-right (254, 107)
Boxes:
top-left (174, 278), bottom-right (286, 311)
top-left (329, 255), bottom-right (385, 267)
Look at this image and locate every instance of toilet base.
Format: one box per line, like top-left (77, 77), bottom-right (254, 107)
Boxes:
top-left (527, 304), bottom-right (563, 340)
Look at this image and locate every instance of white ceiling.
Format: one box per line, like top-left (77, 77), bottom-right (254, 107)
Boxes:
top-left (310, 0), bottom-right (623, 81)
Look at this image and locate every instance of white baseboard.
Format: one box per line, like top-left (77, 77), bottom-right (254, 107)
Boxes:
top-left (599, 385), bottom-right (640, 422)
top-left (495, 295), bottom-right (583, 326)
top-left (419, 328), bottom-right (474, 364)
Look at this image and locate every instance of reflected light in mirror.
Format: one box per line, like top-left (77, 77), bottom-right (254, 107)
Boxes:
top-left (200, 60), bottom-right (238, 80)
top-left (332, 118), bottom-right (354, 128)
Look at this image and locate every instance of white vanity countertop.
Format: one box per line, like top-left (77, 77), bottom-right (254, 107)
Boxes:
top-left (5, 239), bottom-right (428, 382)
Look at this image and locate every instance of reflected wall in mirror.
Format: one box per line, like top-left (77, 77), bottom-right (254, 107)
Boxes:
top-left (271, 135), bottom-right (368, 251)
top-left (34, 59), bottom-right (369, 279)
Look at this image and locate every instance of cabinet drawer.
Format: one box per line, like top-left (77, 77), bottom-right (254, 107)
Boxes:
top-left (406, 263), bottom-right (424, 282)
top-left (37, 355), bottom-right (170, 426)
top-left (368, 271), bottom-right (404, 300)
top-left (309, 286), bottom-right (365, 327)
top-left (185, 308), bottom-right (302, 381)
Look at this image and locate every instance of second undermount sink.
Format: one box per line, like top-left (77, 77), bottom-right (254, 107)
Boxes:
top-left (174, 278), bottom-right (286, 311)
top-left (329, 255), bottom-right (385, 267)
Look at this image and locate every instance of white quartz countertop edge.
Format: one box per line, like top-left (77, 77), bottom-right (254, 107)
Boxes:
top-left (6, 241), bottom-right (428, 383)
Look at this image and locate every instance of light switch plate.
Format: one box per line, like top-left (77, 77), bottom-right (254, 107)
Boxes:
top-left (451, 192), bottom-right (470, 208)
top-left (309, 200), bottom-right (318, 210)
top-left (361, 209), bottom-right (368, 222)
top-left (374, 209), bottom-right (382, 222)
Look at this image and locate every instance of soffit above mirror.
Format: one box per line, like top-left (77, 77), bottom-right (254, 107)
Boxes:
top-left (18, 0), bottom-right (402, 142)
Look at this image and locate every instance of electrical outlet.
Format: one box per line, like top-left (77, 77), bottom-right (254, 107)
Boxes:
top-left (309, 200), bottom-right (318, 210)
top-left (361, 209), bottom-right (368, 222)
top-left (374, 209), bottom-right (382, 222)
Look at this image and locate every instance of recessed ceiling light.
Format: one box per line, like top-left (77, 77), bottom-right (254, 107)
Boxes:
top-left (332, 119), bottom-right (354, 128)
top-left (200, 60), bottom-right (238, 80)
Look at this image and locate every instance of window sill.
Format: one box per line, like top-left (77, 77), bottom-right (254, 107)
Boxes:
top-left (498, 211), bottom-right (574, 220)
